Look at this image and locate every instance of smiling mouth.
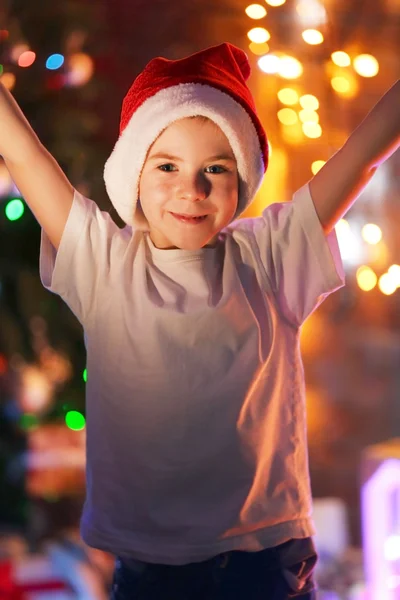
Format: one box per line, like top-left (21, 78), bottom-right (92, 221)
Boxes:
top-left (170, 212), bottom-right (208, 223)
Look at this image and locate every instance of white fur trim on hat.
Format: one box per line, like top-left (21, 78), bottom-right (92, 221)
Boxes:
top-left (104, 83), bottom-right (264, 227)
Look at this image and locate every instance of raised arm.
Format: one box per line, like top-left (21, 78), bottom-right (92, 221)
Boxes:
top-left (309, 79), bottom-right (400, 234)
top-left (0, 81), bottom-right (74, 249)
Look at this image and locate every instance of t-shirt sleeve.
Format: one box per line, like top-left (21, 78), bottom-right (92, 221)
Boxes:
top-left (248, 182), bottom-right (345, 327)
top-left (39, 189), bottom-right (126, 326)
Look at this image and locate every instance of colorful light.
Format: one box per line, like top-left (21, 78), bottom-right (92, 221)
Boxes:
top-left (356, 266), bottom-right (377, 291)
top-left (5, 198), bottom-right (25, 221)
top-left (296, 0), bottom-right (327, 27)
top-left (299, 109), bottom-right (319, 124)
top-left (247, 27), bottom-right (270, 43)
top-left (299, 94), bottom-right (319, 110)
top-left (18, 51), bottom-right (36, 68)
top-left (277, 88), bottom-right (299, 105)
top-left (379, 273), bottom-right (398, 295)
top-left (388, 265), bottom-right (400, 287)
top-left (258, 53), bottom-right (280, 74)
top-left (0, 72), bottom-right (16, 90)
top-left (277, 108), bottom-right (298, 125)
top-left (249, 42), bottom-right (270, 55)
top-left (46, 54), bottom-right (65, 70)
top-left (362, 457), bottom-right (400, 600)
top-left (311, 160), bottom-right (325, 174)
top-left (331, 51), bottom-right (351, 67)
top-left (302, 122), bottom-right (322, 138)
top-left (302, 29), bottom-right (324, 44)
top-left (278, 56), bottom-right (303, 79)
top-left (65, 410), bottom-right (86, 431)
top-left (245, 4), bottom-right (267, 18)
top-left (362, 223), bottom-right (382, 245)
top-left (353, 54), bottom-right (379, 77)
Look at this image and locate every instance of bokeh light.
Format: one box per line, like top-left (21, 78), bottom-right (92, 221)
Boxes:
top-left (296, 0), bottom-right (327, 27)
top-left (302, 122), bottom-right (322, 138)
top-left (299, 109), bottom-right (319, 124)
top-left (356, 266), bottom-right (378, 291)
top-left (302, 29), bottom-right (324, 44)
top-left (258, 53), bottom-right (280, 73)
top-left (265, 0), bottom-right (286, 5)
top-left (362, 224), bottom-right (382, 245)
top-left (353, 54), bottom-right (379, 77)
top-left (278, 108), bottom-right (298, 125)
top-left (330, 73), bottom-right (358, 98)
top-left (0, 72), bottom-right (16, 90)
top-left (299, 94), bottom-right (319, 110)
top-left (249, 41), bottom-right (270, 55)
top-left (247, 27), bottom-right (271, 43)
top-left (5, 198), bottom-right (25, 221)
top-left (331, 51), bottom-right (351, 67)
top-left (66, 53), bottom-right (94, 86)
top-left (46, 53), bottom-right (65, 70)
top-left (277, 88), bottom-right (299, 105)
top-left (278, 56), bottom-right (303, 79)
top-left (388, 265), bottom-right (400, 288)
top-left (18, 51), bottom-right (36, 68)
top-left (311, 160), bottom-right (326, 174)
top-left (65, 410), bottom-right (86, 431)
top-left (379, 273), bottom-right (397, 295)
top-left (245, 4), bottom-right (268, 18)
top-left (10, 44), bottom-right (29, 63)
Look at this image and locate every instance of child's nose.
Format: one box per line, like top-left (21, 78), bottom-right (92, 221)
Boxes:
top-left (177, 172), bottom-right (210, 201)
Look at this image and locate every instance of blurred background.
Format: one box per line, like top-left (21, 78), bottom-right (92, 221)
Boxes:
top-left (0, 0), bottom-right (399, 598)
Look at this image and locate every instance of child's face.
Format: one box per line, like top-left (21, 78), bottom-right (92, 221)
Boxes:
top-left (139, 117), bottom-right (239, 249)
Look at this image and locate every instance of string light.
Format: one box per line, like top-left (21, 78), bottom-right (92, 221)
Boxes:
top-left (299, 94), bottom-right (319, 110)
top-left (249, 42), bottom-right (270, 55)
top-left (277, 108), bottom-right (298, 125)
top-left (356, 266), bottom-right (378, 292)
top-left (362, 224), bottom-right (382, 245)
top-left (353, 54), bottom-right (379, 77)
top-left (46, 53), bottom-right (64, 70)
top-left (18, 51), bottom-right (36, 68)
top-left (311, 160), bottom-right (326, 174)
top-left (277, 88), bottom-right (299, 105)
top-left (265, 0), bottom-right (286, 6)
top-left (258, 53), bottom-right (280, 74)
top-left (331, 51), bottom-right (351, 67)
top-left (302, 122), bottom-right (322, 138)
top-left (245, 4), bottom-right (267, 19)
top-left (299, 109), bottom-right (319, 124)
top-left (379, 273), bottom-right (397, 295)
top-left (278, 56), bottom-right (303, 79)
top-left (302, 29), bottom-right (324, 45)
top-left (247, 27), bottom-right (271, 43)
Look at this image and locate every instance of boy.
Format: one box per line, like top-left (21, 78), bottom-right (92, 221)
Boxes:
top-left (0, 43), bottom-right (399, 599)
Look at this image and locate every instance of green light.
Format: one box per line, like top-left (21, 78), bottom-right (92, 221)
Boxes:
top-left (19, 413), bottom-right (39, 429)
top-left (83, 368), bottom-right (87, 382)
top-left (65, 410), bottom-right (86, 431)
top-left (5, 198), bottom-right (25, 221)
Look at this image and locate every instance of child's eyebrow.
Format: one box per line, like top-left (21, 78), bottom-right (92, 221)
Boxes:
top-left (148, 152), bottom-right (236, 162)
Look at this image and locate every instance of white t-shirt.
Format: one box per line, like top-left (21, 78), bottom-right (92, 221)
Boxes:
top-left (39, 183), bottom-right (345, 565)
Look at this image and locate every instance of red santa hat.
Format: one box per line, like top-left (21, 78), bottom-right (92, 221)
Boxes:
top-left (103, 42), bottom-right (269, 228)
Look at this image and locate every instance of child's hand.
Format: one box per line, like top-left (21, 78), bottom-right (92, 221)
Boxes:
top-left (309, 79), bottom-right (400, 234)
top-left (0, 81), bottom-right (74, 250)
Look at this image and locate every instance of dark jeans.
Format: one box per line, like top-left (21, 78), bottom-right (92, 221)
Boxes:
top-left (110, 537), bottom-right (318, 599)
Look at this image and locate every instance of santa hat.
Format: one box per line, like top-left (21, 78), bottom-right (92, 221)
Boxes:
top-left (103, 43), bottom-right (269, 228)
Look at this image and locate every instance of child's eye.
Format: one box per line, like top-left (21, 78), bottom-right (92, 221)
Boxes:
top-left (158, 164), bottom-right (177, 172)
top-left (205, 165), bottom-right (227, 174)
